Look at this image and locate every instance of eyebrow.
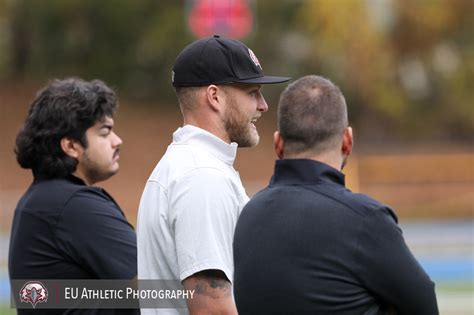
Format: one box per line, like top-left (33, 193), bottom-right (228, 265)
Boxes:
top-left (246, 85), bottom-right (261, 91)
top-left (100, 123), bottom-right (113, 130)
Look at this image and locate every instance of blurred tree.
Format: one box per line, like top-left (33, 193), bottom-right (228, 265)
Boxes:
top-left (297, 0), bottom-right (474, 141)
top-left (0, 0), bottom-right (11, 78)
top-left (2, 0), bottom-right (473, 141)
top-left (8, 0), bottom-right (191, 101)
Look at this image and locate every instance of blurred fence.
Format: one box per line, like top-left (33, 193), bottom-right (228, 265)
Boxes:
top-left (353, 152), bottom-right (474, 218)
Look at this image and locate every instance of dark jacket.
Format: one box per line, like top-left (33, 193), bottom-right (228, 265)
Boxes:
top-left (233, 159), bottom-right (438, 315)
top-left (9, 175), bottom-right (138, 314)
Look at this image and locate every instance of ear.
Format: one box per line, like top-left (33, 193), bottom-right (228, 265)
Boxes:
top-left (60, 137), bottom-right (82, 159)
top-left (273, 131), bottom-right (285, 159)
top-left (206, 85), bottom-right (223, 112)
top-left (342, 127), bottom-right (353, 157)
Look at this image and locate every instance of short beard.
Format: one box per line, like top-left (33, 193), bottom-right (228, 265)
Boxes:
top-left (223, 97), bottom-right (259, 148)
top-left (81, 150), bottom-right (117, 185)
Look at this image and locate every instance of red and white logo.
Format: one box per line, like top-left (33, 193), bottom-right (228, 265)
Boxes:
top-left (19, 281), bottom-right (48, 308)
top-left (248, 48), bottom-right (262, 69)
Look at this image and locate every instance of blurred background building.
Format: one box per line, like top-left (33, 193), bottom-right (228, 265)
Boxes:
top-left (0, 0), bottom-right (473, 314)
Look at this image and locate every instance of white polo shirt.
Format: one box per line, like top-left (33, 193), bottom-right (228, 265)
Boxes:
top-left (137, 124), bottom-right (249, 287)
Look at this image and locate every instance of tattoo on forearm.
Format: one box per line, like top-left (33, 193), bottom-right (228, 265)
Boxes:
top-left (191, 272), bottom-right (232, 299)
top-left (210, 278), bottom-right (231, 290)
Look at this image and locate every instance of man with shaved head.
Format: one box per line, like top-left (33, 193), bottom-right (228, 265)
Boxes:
top-left (233, 75), bottom-right (438, 314)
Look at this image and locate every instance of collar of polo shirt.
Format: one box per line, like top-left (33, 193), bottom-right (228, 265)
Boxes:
top-left (173, 125), bottom-right (238, 165)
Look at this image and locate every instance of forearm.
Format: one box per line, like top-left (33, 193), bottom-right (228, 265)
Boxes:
top-left (357, 210), bottom-right (439, 314)
top-left (183, 270), bottom-right (237, 315)
top-left (394, 278), bottom-right (438, 315)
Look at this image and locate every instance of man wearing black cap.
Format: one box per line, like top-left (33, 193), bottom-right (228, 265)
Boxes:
top-left (137, 35), bottom-right (289, 314)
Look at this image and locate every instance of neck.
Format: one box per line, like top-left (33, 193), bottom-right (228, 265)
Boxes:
top-left (73, 170), bottom-right (92, 186)
top-left (183, 114), bottom-right (230, 144)
top-left (285, 150), bottom-right (343, 171)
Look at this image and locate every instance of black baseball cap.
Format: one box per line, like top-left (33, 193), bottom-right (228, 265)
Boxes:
top-left (172, 35), bottom-right (290, 87)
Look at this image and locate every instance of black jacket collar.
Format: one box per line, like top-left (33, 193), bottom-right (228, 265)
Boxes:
top-left (33, 173), bottom-right (87, 186)
top-left (270, 159), bottom-right (345, 187)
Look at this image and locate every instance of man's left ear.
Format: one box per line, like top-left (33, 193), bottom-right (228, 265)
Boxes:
top-left (60, 137), bottom-right (82, 159)
top-left (342, 127), bottom-right (353, 157)
top-left (206, 84), bottom-right (224, 113)
top-left (273, 131), bottom-right (285, 160)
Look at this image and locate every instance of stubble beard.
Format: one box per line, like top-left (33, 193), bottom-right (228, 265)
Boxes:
top-left (224, 98), bottom-right (259, 148)
top-left (81, 149), bottom-right (118, 185)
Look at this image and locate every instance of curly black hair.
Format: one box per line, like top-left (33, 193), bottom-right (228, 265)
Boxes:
top-left (15, 78), bottom-right (118, 179)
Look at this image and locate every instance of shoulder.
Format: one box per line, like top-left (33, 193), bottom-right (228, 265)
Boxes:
top-left (180, 166), bottom-right (233, 183)
top-left (248, 182), bottom-right (398, 223)
top-left (148, 144), bottom-right (231, 185)
top-left (60, 186), bottom-right (124, 220)
top-left (55, 186), bottom-right (134, 240)
top-left (313, 183), bottom-right (398, 222)
top-left (242, 185), bottom-right (275, 208)
top-left (69, 185), bottom-right (116, 204)
top-left (167, 167), bottom-right (245, 220)
top-left (19, 178), bottom-right (90, 214)
top-left (170, 167), bottom-right (240, 199)
top-left (346, 191), bottom-right (398, 223)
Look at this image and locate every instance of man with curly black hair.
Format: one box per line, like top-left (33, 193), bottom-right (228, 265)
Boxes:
top-left (8, 78), bottom-right (137, 314)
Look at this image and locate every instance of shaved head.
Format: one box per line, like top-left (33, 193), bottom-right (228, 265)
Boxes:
top-left (174, 86), bottom-right (204, 113)
top-left (278, 75), bottom-right (348, 156)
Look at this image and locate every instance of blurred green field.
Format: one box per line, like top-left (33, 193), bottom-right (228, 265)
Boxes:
top-left (0, 304), bottom-right (14, 315)
top-left (436, 283), bottom-right (474, 315)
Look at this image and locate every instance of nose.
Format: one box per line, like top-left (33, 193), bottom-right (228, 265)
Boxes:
top-left (112, 132), bottom-right (123, 147)
top-left (257, 93), bottom-right (269, 112)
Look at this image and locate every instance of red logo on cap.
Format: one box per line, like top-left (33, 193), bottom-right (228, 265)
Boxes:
top-left (248, 48), bottom-right (261, 69)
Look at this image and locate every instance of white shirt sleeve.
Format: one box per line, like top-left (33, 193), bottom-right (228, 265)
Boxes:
top-left (168, 167), bottom-right (240, 282)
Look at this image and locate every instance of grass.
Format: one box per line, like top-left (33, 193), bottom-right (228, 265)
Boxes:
top-left (0, 303), bottom-right (15, 315)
